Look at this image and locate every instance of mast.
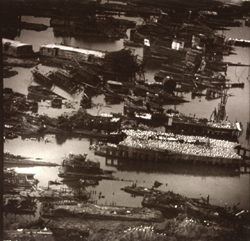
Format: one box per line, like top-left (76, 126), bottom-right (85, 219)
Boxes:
top-left (216, 89), bottom-right (228, 122)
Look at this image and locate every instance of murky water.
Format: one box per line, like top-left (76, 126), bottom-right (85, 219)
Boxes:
top-left (3, 15), bottom-right (250, 216)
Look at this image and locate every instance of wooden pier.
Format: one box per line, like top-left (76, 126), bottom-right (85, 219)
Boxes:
top-left (104, 144), bottom-right (249, 168)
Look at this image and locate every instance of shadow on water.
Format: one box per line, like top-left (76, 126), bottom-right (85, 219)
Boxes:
top-left (105, 158), bottom-right (243, 177)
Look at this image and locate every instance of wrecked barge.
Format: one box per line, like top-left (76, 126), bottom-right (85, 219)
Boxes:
top-left (40, 202), bottom-right (164, 222)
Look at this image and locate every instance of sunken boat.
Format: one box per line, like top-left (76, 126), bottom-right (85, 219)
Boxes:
top-left (142, 191), bottom-right (250, 224)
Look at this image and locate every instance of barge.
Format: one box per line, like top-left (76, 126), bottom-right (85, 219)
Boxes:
top-left (39, 43), bottom-right (106, 66)
top-left (40, 202), bottom-right (164, 222)
top-left (2, 38), bottom-right (34, 57)
top-left (142, 191), bottom-right (250, 224)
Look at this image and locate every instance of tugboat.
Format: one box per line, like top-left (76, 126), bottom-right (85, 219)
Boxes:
top-left (58, 152), bottom-right (115, 180)
top-left (61, 152), bottom-right (101, 174)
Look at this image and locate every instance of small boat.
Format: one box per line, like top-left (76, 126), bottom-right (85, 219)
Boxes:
top-left (123, 39), bottom-right (143, 47)
top-left (121, 184), bottom-right (154, 196)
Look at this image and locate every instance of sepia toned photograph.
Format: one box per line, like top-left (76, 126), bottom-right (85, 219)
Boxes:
top-left (2, 0), bottom-right (250, 240)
